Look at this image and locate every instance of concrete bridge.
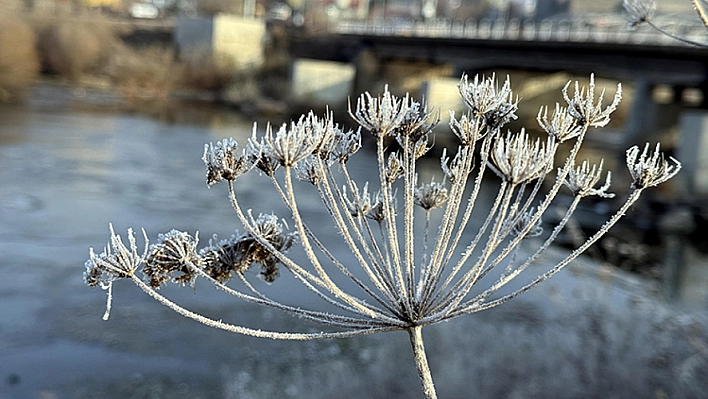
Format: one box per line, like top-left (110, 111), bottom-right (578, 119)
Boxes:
top-left (290, 16), bottom-right (708, 93)
top-left (287, 14), bottom-right (708, 198)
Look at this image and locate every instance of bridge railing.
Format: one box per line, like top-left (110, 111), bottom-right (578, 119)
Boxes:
top-left (330, 16), bottom-right (707, 47)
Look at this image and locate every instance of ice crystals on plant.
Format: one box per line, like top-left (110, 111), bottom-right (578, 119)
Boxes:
top-left (143, 230), bottom-right (201, 288)
top-left (348, 85), bottom-right (410, 137)
top-left (489, 129), bottom-right (556, 185)
top-left (203, 138), bottom-right (251, 186)
top-left (562, 74), bottom-right (622, 128)
top-left (623, 0), bottom-right (656, 29)
top-left (510, 207), bottom-right (543, 239)
top-left (414, 177), bottom-right (449, 211)
top-left (537, 103), bottom-right (583, 143)
top-left (344, 181), bottom-right (376, 218)
top-left (84, 224), bottom-right (148, 320)
top-left (458, 73), bottom-right (518, 130)
top-left (255, 112), bottom-right (328, 167)
top-left (563, 159), bottom-right (615, 198)
top-left (626, 142), bottom-right (681, 189)
top-left (449, 110), bottom-right (485, 146)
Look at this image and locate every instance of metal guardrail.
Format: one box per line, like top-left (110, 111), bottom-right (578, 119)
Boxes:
top-left (330, 17), bottom-right (707, 47)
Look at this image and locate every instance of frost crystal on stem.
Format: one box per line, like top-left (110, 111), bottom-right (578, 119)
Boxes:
top-left (563, 74), bottom-right (622, 128)
top-left (564, 159), bottom-right (615, 198)
top-left (85, 73), bottom-right (680, 399)
top-left (626, 142), bottom-right (682, 189)
top-left (623, 0), bottom-right (656, 29)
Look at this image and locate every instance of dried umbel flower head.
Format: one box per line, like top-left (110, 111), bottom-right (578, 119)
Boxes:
top-left (385, 151), bottom-right (404, 182)
top-left (294, 156), bottom-right (323, 185)
top-left (489, 129), bottom-right (556, 185)
top-left (247, 127), bottom-right (281, 176)
top-left (199, 233), bottom-right (247, 283)
top-left (623, 0), bottom-right (708, 47)
top-left (203, 138), bottom-right (251, 186)
top-left (84, 224), bottom-right (148, 320)
top-left (348, 85), bottom-right (410, 137)
top-left (143, 230), bottom-right (201, 288)
top-left (623, 0), bottom-right (656, 29)
top-left (396, 101), bottom-right (437, 140)
top-left (626, 142), bottom-right (681, 189)
top-left (537, 103), bottom-right (583, 143)
top-left (562, 74), bottom-right (622, 128)
top-left (510, 207), bottom-right (543, 239)
top-left (84, 224), bottom-right (146, 288)
top-left (86, 72), bottom-right (681, 399)
top-left (440, 148), bottom-right (467, 184)
top-left (345, 181), bottom-right (376, 217)
top-left (329, 126), bottom-right (362, 164)
top-left (458, 73), bottom-right (518, 130)
top-left (414, 177), bottom-right (448, 211)
top-left (260, 112), bottom-right (328, 167)
top-left (449, 110), bottom-right (485, 146)
top-left (564, 159), bottom-right (615, 198)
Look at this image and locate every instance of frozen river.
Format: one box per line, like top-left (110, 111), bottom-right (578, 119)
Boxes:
top-left (1, 84), bottom-right (707, 398)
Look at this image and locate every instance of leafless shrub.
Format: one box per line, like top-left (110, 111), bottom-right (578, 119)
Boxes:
top-left (35, 17), bottom-right (117, 80)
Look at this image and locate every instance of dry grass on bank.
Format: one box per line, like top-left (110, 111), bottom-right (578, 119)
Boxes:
top-left (0, 13), bottom-right (256, 104)
top-left (0, 14), bottom-right (40, 102)
top-left (34, 16), bottom-right (118, 81)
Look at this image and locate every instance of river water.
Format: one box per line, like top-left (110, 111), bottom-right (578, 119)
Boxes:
top-left (1, 84), bottom-right (707, 398)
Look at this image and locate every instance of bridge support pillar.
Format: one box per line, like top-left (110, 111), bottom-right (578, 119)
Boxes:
top-left (290, 59), bottom-right (356, 109)
top-left (623, 78), bottom-right (658, 151)
top-left (678, 110), bottom-right (708, 196)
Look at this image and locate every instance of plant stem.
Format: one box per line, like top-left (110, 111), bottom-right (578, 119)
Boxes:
top-left (409, 325), bottom-right (438, 399)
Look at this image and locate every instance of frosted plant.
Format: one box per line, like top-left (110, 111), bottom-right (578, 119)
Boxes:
top-left (623, 0), bottom-right (708, 46)
top-left (84, 73), bottom-right (680, 398)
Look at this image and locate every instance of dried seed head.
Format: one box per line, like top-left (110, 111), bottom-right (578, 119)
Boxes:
top-left (623, 0), bottom-right (656, 29)
top-left (310, 110), bottom-right (340, 159)
top-left (537, 103), bottom-right (583, 143)
top-left (366, 190), bottom-right (397, 223)
top-left (626, 143), bottom-right (681, 189)
top-left (143, 230), bottom-right (201, 288)
top-left (84, 224), bottom-right (147, 288)
top-left (393, 100), bottom-right (438, 160)
top-left (385, 152), bottom-right (404, 182)
top-left (458, 73), bottom-right (518, 130)
top-left (255, 112), bottom-right (328, 168)
top-left (330, 127), bottom-right (362, 164)
top-left (349, 85), bottom-right (410, 137)
top-left (203, 138), bottom-right (251, 186)
top-left (199, 233), bottom-right (249, 283)
top-left (344, 181), bottom-right (375, 217)
top-left (440, 147), bottom-right (467, 184)
top-left (562, 74), bottom-right (622, 128)
top-left (248, 127), bottom-right (281, 176)
top-left (200, 215), bottom-right (296, 285)
top-left (563, 159), bottom-right (615, 198)
top-left (511, 207), bottom-right (543, 239)
top-left (245, 214), bottom-right (298, 283)
top-left (414, 177), bottom-right (449, 211)
top-left (489, 129), bottom-right (556, 185)
top-left (295, 156), bottom-right (323, 185)
top-left (449, 110), bottom-right (485, 146)
top-left (394, 100), bottom-right (439, 143)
